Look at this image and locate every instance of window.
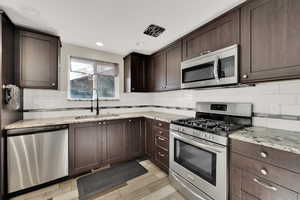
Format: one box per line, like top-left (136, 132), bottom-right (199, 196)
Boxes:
top-left (69, 57), bottom-right (119, 100)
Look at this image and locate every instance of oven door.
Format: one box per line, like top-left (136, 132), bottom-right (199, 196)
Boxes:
top-left (181, 44), bottom-right (238, 89)
top-left (170, 131), bottom-right (228, 200)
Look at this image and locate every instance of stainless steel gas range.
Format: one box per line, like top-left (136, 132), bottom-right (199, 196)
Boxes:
top-left (169, 102), bottom-right (252, 200)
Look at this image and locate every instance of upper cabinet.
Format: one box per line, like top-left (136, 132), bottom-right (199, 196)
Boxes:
top-left (124, 53), bottom-right (147, 92)
top-left (149, 40), bottom-right (182, 92)
top-left (240, 0), bottom-right (300, 83)
top-left (182, 10), bottom-right (240, 61)
top-left (15, 28), bottom-right (60, 89)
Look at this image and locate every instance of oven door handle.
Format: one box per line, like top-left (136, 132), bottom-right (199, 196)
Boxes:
top-left (172, 173), bottom-right (208, 200)
top-left (213, 56), bottom-right (220, 80)
top-left (171, 131), bottom-right (225, 154)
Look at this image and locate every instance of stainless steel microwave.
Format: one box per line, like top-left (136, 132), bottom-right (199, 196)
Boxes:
top-left (181, 44), bottom-right (238, 89)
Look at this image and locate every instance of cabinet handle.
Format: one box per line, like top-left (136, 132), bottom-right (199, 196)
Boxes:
top-left (158, 136), bottom-right (166, 141)
top-left (159, 131), bottom-right (163, 134)
top-left (260, 152), bottom-right (268, 158)
top-left (242, 74), bottom-right (248, 79)
top-left (260, 168), bottom-right (268, 176)
top-left (158, 123), bottom-right (162, 126)
top-left (132, 88), bottom-right (135, 91)
top-left (98, 122), bottom-right (102, 125)
top-left (129, 119), bottom-right (132, 122)
top-left (158, 152), bottom-right (165, 157)
top-left (103, 121), bottom-right (106, 125)
top-left (253, 178), bottom-right (277, 191)
top-left (51, 83), bottom-right (56, 86)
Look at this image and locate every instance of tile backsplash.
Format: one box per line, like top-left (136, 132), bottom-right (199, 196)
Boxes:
top-left (22, 43), bottom-right (300, 132)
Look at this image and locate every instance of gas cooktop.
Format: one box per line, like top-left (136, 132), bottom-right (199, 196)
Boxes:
top-left (172, 117), bottom-right (245, 136)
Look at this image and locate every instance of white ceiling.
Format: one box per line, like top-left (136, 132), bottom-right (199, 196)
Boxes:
top-left (1, 0), bottom-right (245, 56)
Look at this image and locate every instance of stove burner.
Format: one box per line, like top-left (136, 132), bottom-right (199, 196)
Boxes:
top-left (173, 118), bottom-right (244, 135)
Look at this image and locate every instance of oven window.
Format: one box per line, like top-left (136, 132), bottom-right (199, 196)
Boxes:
top-left (182, 61), bottom-right (215, 83)
top-left (174, 139), bottom-right (216, 185)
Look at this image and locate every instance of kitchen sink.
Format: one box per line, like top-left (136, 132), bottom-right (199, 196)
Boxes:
top-left (74, 114), bottom-right (119, 120)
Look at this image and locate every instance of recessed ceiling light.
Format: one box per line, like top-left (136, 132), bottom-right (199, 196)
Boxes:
top-left (96, 42), bottom-right (104, 47)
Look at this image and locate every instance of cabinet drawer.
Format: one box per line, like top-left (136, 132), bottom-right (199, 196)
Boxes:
top-left (155, 146), bottom-right (169, 169)
top-left (155, 134), bottom-right (169, 151)
top-left (153, 126), bottom-right (169, 139)
top-left (231, 139), bottom-right (300, 173)
top-left (153, 120), bottom-right (169, 130)
top-left (242, 171), bottom-right (297, 200)
top-left (231, 152), bottom-right (300, 193)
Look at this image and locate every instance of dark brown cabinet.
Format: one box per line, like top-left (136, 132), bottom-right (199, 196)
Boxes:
top-left (69, 122), bottom-right (105, 176)
top-left (145, 119), bottom-right (170, 173)
top-left (124, 53), bottom-right (148, 92)
top-left (182, 10), bottom-right (240, 61)
top-left (230, 139), bottom-right (300, 200)
top-left (149, 41), bottom-right (182, 92)
top-left (145, 119), bottom-right (154, 159)
top-left (106, 120), bottom-right (126, 164)
top-left (165, 42), bottom-right (182, 90)
top-left (240, 0), bottom-right (300, 83)
top-left (15, 28), bottom-right (60, 89)
top-left (125, 118), bottom-right (144, 160)
top-left (152, 51), bottom-right (166, 91)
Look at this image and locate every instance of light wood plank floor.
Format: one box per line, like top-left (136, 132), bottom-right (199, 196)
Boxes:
top-left (11, 160), bottom-right (186, 200)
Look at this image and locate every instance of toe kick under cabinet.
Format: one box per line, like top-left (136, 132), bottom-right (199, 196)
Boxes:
top-left (69, 118), bottom-right (145, 177)
top-left (230, 139), bottom-right (300, 200)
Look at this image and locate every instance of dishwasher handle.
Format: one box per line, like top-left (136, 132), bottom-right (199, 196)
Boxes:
top-left (6, 125), bottom-right (69, 136)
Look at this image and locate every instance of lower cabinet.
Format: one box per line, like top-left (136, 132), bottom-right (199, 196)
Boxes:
top-left (69, 118), bottom-right (145, 177)
top-left (145, 119), bottom-right (154, 160)
top-left (69, 122), bottom-right (105, 176)
top-left (125, 118), bottom-right (144, 160)
top-left (145, 119), bottom-right (170, 173)
top-left (230, 139), bottom-right (300, 200)
top-left (106, 120), bottom-right (126, 164)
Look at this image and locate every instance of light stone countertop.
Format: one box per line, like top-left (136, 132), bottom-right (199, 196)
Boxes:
top-left (5, 111), bottom-right (190, 130)
top-left (230, 127), bottom-right (300, 155)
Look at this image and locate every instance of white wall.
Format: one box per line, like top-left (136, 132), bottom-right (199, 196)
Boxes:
top-left (23, 43), bottom-right (152, 118)
top-left (23, 43), bottom-right (300, 132)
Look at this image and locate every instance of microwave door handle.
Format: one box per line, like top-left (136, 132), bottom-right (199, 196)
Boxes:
top-left (213, 56), bottom-right (220, 80)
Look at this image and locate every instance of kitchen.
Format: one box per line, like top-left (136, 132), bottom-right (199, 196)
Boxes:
top-left (1, 0), bottom-right (300, 200)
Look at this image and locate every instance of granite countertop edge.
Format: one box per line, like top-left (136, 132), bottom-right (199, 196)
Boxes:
top-left (229, 127), bottom-right (300, 155)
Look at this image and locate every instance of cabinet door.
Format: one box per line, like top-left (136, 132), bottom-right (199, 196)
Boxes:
top-left (240, 0), bottom-right (300, 83)
top-left (106, 120), bottom-right (126, 164)
top-left (230, 166), bottom-right (242, 200)
top-left (145, 119), bottom-right (154, 159)
top-left (153, 52), bottom-right (166, 91)
top-left (182, 10), bottom-right (240, 60)
top-left (165, 41), bottom-right (182, 90)
top-left (69, 122), bottom-right (102, 176)
top-left (125, 118), bottom-right (143, 160)
top-left (16, 30), bottom-right (59, 89)
top-left (146, 56), bottom-right (154, 91)
top-left (131, 55), bottom-right (147, 92)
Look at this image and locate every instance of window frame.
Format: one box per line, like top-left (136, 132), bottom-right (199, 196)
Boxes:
top-left (67, 56), bottom-right (120, 101)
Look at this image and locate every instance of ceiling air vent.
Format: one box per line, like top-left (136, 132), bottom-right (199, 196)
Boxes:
top-left (143, 24), bottom-right (165, 37)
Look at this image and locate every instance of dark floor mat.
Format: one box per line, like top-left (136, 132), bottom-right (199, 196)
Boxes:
top-left (77, 160), bottom-right (148, 200)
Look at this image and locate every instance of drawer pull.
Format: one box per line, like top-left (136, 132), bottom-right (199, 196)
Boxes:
top-left (158, 136), bottom-right (166, 141)
top-left (158, 152), bottom-right (165, 157)
top-left (159, 131), bottom-right (163, 134)
top-left (253, 178), bottom-right (277, 191)
top-left (260, 152), bottom-right (268, 158)
top-left (260, 168), bottom-right (268, 176)
top-left (158, 123), bottom-right (162, 126)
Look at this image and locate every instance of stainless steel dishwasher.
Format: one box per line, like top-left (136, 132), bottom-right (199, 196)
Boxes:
top-left (6, 125), bottom-right (69, 193)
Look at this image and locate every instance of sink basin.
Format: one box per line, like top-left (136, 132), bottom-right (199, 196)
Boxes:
top-left (75, 114), bottom-right (119, 120)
